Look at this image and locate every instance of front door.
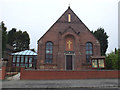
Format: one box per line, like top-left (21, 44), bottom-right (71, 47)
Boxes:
top-left (66, 55), bottom-right (72, 70)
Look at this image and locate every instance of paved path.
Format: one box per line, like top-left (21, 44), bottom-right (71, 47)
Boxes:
top-left (1, 79), bottom-right (119, 89)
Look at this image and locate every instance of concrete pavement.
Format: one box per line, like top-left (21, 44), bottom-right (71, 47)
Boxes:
top-left (1, 88), bottom-right (120, 90)
top-left (1, 79), bottom-right (119, 89)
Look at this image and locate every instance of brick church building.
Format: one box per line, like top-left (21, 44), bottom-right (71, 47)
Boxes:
top-left (37, 7), bottom-right (103, 71)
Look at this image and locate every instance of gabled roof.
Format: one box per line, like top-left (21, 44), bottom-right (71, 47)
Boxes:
top-left (11, 50), bottom-right (37, 56)
top-left (38, 6), bottom-right (99, 43)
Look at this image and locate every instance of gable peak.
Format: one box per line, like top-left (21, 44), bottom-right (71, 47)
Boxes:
top-left (68, 5), bottom-right (71, 10)
top-left (68, 4), bottom-right (70, 9)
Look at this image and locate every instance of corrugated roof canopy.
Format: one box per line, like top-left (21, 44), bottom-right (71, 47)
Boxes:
top-left (11, 50), bottom-right (37, 56)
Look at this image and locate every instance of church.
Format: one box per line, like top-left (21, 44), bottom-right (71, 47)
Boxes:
top-left (37, 7), bottom-right (104, 71)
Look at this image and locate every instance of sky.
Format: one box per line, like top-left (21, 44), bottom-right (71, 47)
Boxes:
top-left (0, 0), bottom-right (119, 53)
top-left (119, 2), bottom-right (120, 49)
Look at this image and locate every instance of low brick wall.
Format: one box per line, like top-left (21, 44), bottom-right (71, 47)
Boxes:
top-left (20, 67), bottom-right (119, 80)
top-left (1, 67), bottom-right (6, 80)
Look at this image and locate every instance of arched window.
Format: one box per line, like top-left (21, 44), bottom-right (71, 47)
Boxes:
top-left (45, 42), bottom-right (53, 64)
top-left (86, 42), bottom-right (93, 63)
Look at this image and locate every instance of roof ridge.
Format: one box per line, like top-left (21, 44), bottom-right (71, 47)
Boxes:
top-left (11, 50), bottom-right (37, 55)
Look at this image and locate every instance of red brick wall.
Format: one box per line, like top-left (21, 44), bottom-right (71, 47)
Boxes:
top-left (7, 55), bottom-right (12, 67)
top-left (0, 69), bottom-right (2, 80)
top-left (20, 68), bottom-right (119, 80)
top-left (1, 66), bottom-right (6, 80)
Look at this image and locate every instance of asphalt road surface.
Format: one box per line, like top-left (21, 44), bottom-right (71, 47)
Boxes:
top-left (1, 88), bottom-right (120, 90)
top-left (1, 79), bottom-right (119, 90)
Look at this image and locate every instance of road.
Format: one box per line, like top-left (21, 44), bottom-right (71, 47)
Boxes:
top-left (1, 79), bottom-right (119, 90)
top-left (1, 88), bottom-right (120, 90)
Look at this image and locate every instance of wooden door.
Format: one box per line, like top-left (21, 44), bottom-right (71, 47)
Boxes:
top-left (66, 55), bottom-right (72, 70)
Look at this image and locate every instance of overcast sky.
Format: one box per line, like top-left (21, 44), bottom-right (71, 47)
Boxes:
top-left (0, 0), bottom-right (119, 53)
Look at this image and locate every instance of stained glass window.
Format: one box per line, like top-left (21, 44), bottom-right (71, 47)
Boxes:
top-left (45, 42), bottom-right (53, 64)
top-left (86, 42), bottom-right (93, 63)
top-left (68, 14), bottom-right (71, 22)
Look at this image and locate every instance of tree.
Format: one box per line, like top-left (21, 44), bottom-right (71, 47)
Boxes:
top-left (105, 49), bottom-right (118, 70)
top-left (92, 28), bottom-right (108, 55)
top-left (7, 29), bottom-right (30, 51)
top-left (22, 31), bottom-right (30, 50)
top-left (7, 28), bottom-right (16, 46)
top-left (1, 21), bottom-right (7, 57)
top-left (14, 30), bottom-right (30, 51)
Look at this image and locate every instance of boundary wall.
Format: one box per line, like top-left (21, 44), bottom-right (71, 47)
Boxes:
top-left (20, 67), bottom-right (120, 80)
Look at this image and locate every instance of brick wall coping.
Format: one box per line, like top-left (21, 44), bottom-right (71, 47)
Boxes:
top-left (24, 69), bottom-right (119, 72)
